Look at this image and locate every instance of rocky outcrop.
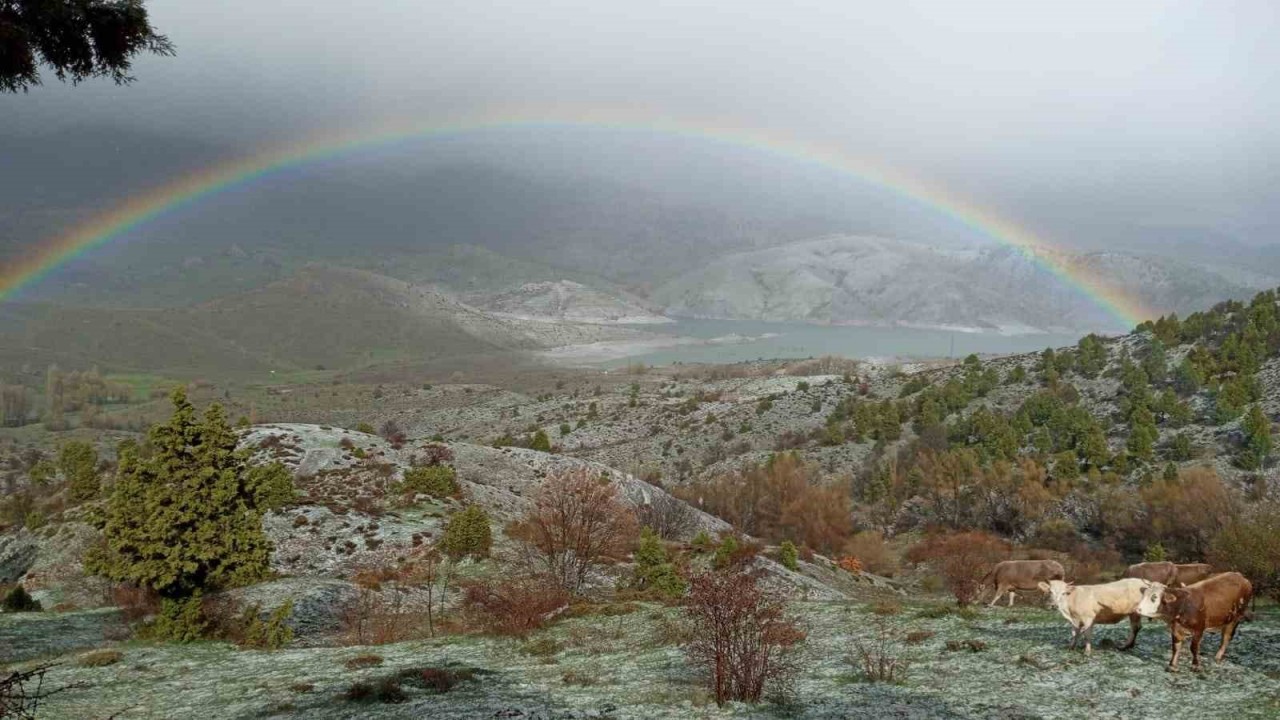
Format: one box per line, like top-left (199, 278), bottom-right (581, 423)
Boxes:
top-left (0, 529), bottom-right (37, 584)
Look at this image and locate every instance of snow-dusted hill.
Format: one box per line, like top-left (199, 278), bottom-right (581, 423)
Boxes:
top-left (469, 280), bottom-right (672, 324)
top-left (651, 235), bottom-right (1273, 333)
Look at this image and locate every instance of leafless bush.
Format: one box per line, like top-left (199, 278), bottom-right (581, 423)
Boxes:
top-left (786, 356), bottom-right (861, 377)
top-left (906, 531), bottom-right (1008, 605)
top-left (1, 664), bottom-right (84, 719)
top-left (460, 575), bottom-right (570, 637)
top-left (507, 468), bottom-right (638, 594)
top-left (683, 569), bottom-right (805, 706)
top-left (848, 616), bottom-right (911, 684)
top-left (634, 493), bottom-right (699, 540)
top-left (843, 531), bottom-right (900, 577)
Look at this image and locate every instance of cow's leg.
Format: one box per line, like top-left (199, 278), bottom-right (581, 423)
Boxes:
top-left (1120, 613), bottom-right (1141, 650)
top-left (1215, 621), bottom-right (1239, 663)
top-left (1081, 621), bottom-right (1095, 655)
top-left (1168, 629), bottom-right (1184, 672)
top-left (1067, 623), bottom-right (1080, 649)
top-left (1189, 630), bottom-right (1204, 671)
top-left (987, 584), bottom-right (1004, 607)
top-left (1007, 589), bottom-right (1015, 607)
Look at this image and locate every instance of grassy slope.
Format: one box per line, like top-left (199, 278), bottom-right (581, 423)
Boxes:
top-left (5, 602), bottom-right (1278, 719)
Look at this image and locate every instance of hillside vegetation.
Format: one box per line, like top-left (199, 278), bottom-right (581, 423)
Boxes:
top-left (2, 288), bottom-right (1280, 719)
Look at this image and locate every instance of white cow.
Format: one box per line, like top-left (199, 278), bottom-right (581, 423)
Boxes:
top-left (1037, 578), bottom-right (1151, 654)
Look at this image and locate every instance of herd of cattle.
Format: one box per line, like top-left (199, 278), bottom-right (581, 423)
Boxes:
top-left (980, 559), bottom-right (1254, 672)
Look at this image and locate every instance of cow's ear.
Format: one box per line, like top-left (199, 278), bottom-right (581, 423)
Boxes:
top-left (1037, 581), bottom-right (1050, 592)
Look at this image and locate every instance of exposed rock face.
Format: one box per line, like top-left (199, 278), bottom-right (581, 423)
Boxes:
top-left (216, 578), bottom-right (360, 639)
top-left (0, 530), bottom-right (37, 584)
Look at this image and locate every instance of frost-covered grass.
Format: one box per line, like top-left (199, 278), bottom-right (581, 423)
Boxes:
top-left (6, 601), bottom-right (1279, 719)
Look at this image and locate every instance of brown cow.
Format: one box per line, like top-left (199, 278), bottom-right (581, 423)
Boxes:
top-left (983, 559), bottom-right (1065, 607)
top-left (1135, 571), bottom-right (1252, 672)
top-left (1174, 563), bottom-right (1214, 587)
top-left (1125, 561), bottom-right (1214, 587)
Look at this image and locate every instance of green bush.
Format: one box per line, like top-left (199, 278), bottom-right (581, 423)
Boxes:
top-left (440, 505), bottom-right (492, 560)
top-left (241, 600), bottom-right (294, 650)
top-left (633, 527), bottom-right (687, 598)
top-left (529, 430), bottom-right (552, 452)
top-left (713, 535), bottom-right (739, 569)
top-left (355, 422), bottom-right (376, 434)
top-left (400, 465), bottom-right (459, 499)
top-left (778, 540), bottom-right (799, 571)
top-left (2, 585), bottom-right (42, 613)
top-left (150, 594), bottom-right (206, 642)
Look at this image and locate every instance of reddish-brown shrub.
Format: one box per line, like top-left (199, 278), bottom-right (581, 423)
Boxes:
top-left (682, 570), bottom-right (804, 706)
top-left (907, 531), bottom-right (1008, 605)
top-left (419, 444), bottom-right (455, 467)
top-left (676, 452), bottom-right (851, 555)
top-left (461, 575), bottom-right (570, 637)
top-left (843, 531), bottom-right (899, 577)
top-left (507, 468), bottom-right (638, 594)
top-left (837, 556), bottom-right (864, 574)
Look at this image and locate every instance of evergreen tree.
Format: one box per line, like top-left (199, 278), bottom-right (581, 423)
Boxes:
top-left (85, 388), bottom-right (293, 638)
top-left (440, 505), bottom-right (492, 560)
top-left (778, 540), bottom-right (799, 571)
top-left (58, 440), bottom-right (99, 504)
top-left (529, 429), bottom-right (552, 452)
top-left (633, 526), bottom-right (686, 597)
top-left (1172, 359), bottom-right (1202, 397)
top-left (1239, 404), bottom-right (1273, 470)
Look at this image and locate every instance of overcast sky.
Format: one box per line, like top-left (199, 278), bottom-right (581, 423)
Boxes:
top-left (4, 0), bottom-right (1279, 248)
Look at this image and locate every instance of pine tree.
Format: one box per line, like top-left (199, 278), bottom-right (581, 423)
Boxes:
top-left (85, 388), bottom-right (293, 638)
top-left (440, 505), bottom-right (492, 560)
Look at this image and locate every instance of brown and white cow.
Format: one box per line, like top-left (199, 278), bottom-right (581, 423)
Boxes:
top-left (1125, 561), bottom-right (1213, 587)
top-left (1135, 571), bottom-right (1252, 672)
top-left (983, 559), bottom-right (1065, 607)
top-left (1038, 578), bottom-right (1150, 654)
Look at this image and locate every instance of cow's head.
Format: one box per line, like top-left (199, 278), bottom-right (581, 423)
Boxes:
top-left (1136, 581), bottom-right (1173, 617)
top-left (1037, 579), bottom-right (1071, 608)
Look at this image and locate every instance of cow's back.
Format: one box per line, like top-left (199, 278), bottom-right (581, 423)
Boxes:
top-left (1126, 561), bottom-right (1177, 585)
top-left (1174, 563), bottom-right (1213, 587)
top-left (995, 559), bottom-right (1064, 587)
top-left (1179, 572), bottom-right (1252, 629)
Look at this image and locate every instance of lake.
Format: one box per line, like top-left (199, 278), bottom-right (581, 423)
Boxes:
top-left (604, 318), bottom-right (1085, 367)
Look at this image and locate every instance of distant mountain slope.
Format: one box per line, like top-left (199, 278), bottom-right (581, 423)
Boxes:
top-left (652, 235), bottom-right (1272, 333)
top-left (470, 280), bottom-right (670, 324)
top-left (0, 266), bottom-right (660, 376)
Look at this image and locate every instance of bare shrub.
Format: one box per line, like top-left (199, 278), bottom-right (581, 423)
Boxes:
top-left (461, 575), bottom-right (570, 637)
top-left (1, 663), bottom-right (82, 719)
top-left (342, 550), bottom-right (449, 645)
top-left (677, 452), bottom-right (851, 555)
top-left (906, 531), bottom-right (1008, 605)
top-left (843, 531), bottom-right (899, 577)
top-left (786, 356), bottom-right (861, 377)
top-left (507, 468), bottom-right (638, 594)
top-left (682, 570), bottom-right (804, 706)
top-left (848, 616), bottom-right (911, 684)
top-left (378, 420), bottom-right (407, 448)
top-left (633, 492), bottom-right (699, 540)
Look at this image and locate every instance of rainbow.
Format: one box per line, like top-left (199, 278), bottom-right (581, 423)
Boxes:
top-left (0, 110), bottom-right (1155, 328)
